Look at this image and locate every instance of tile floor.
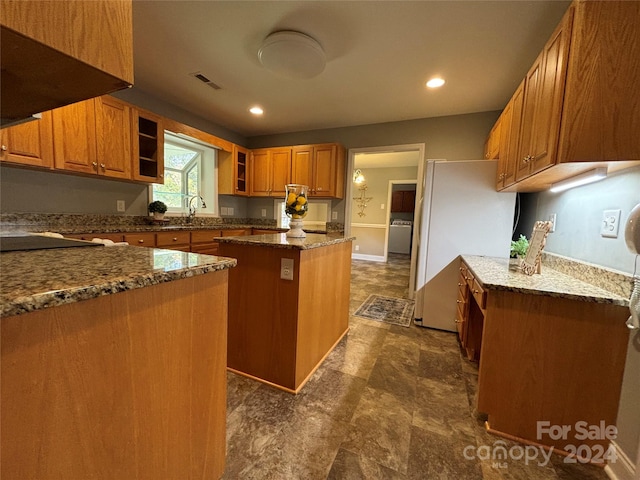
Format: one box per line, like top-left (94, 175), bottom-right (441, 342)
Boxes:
top-left (223, 254), bottom-right (609, 479)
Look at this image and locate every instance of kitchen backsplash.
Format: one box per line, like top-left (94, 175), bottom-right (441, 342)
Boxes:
top-left (542, 251), bottom-right (634, 298)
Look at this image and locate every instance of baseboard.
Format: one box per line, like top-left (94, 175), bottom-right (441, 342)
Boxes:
top-left (351, 253), bottom-right (386, 262)
top-left (605, 441), bottom-right (637, 480)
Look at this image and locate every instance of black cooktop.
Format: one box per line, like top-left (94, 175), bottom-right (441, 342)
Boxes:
top-left (0, 235), bottom-right (104, 252)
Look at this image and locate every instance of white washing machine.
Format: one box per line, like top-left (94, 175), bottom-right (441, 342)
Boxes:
top-left (388, 220), bottom-right (412, 254)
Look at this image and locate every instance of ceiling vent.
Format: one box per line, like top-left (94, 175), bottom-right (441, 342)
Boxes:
top-left (190, 72), bottom-right (221, 90)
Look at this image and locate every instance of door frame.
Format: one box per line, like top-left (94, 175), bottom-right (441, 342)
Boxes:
top-left (346, 143), bottom-right (426, 299)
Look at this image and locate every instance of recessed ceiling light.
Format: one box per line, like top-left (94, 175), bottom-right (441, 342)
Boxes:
top-left (249, 106), bottom-right (264, 115)
top-left (426, 78), bottom-right (445, 88)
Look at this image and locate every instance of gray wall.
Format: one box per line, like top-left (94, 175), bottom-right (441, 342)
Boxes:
top-left (521, 165), bottom-right (640, 467)
top-left (249, 111), bottom-right (500, 161)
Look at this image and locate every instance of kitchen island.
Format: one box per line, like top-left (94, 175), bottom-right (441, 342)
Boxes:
top-left (459, 255), bottom-right (630, 461)
top-left (218, 233), bottom-right (353, 393)
top-left (1, 244), bottom-right (236, 480)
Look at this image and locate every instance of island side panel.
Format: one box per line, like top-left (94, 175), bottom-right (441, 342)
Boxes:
top-left (221, 243), bottom-right (300, 390)
top-left (477, 289), bottom-right (629, 453)
top-left (1, 272), bottom-right (228, 480)
top-left (296, 241), bottom-right (351, 388)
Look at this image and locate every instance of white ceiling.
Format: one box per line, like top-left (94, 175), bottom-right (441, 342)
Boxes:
top-left (132, 0), bottom-right (570, 138)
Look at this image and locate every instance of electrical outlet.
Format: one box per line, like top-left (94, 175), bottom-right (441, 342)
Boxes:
top-left (355, 245), bottom-right (360, 251)
top-left (548, 213), bottom-right (556, 232)
top-left (261, 208), bottom-right (267, 217)
top-left (601, 209), bottom-right (621, 238)
top-left (381, 203), bottom-right (385, 209)
top-left (280, 258), bottom-right (294, 281)
top-left (332, 211), bottom-right (338, 220)
top-left (220, 207), bottom-right (228, 215)
top-left (116, 200), bottom-right (125, 212)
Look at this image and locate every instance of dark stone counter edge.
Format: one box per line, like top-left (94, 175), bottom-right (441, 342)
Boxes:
top-left (2, 257), bottom-right (237, 318)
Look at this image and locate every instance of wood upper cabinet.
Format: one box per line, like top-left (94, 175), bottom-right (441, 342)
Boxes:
top-left (291, 143), bottom-right (345, 198)
top-left (219, 144), bottom-right (249, 196)
top-left (497, 1), bottom-right (640, 192)
top-left (52, 96), bottom-right (132, 179)
top-left (391, 190), bottom-right (416, 213)
top-left (483, 119), bottom-right (501, 160)
top-left (0, 111), bottom-right (54, 168)
top-left (250, 147), bottom-right (291, 197)
top-left (516, 8), bottom-right (573, 182)
top-left (132, 107), bottom-right (164, 183)
top-left (0, 0), bottom-right (133, 125)
top-left (495, 84), bottom-right (523, 190)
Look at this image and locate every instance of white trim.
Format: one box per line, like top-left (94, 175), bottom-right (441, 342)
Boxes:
top-left (351, 223), bottom-right (387, 229)
top-left (605, 441), bottom-right (637, 480)
top-left (352, 253), bottom-right (386, 262)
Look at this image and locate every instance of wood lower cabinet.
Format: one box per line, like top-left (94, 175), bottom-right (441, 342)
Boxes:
top-left (291, 143), bottom-right (345, 198)
top-left (190, 230), bottom-right (223, 255)
top-left (1, 272), bottom-right (228, 479)
top-left (459, 259), bottom-right (629, 458)
top-left (250, 147), bottom-right (291, 197)
top-left (52, 96), bottom-right (132, 179)
top-left (123, 233), bottom-right (156, 248)
top-left (64, 233), bottom-right (124, 243)
top-left (0, 112), bottom-right (54, 168)
top-left (220, 240), bottom-right (351, 393)
top-left (156, 231), bottom-right (190, 251)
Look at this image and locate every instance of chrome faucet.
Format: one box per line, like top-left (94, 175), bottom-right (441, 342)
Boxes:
top-left (187, 195), bottom-right (207, 220)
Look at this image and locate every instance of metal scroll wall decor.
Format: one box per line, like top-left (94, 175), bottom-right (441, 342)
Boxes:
top-left (353, 184), bottom-right (373, 217)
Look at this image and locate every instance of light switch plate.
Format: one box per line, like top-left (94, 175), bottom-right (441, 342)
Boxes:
top-left (280, 258), bottom-right (294, 281)
top-left (601, 209), bottom-right (621, 238)
top-left (228, 207), bottom-right (234, 215)
top-left (116, 200), bottom-right (125, 212)
top-left (220, 207), bottom-right (228, 215)
top-left (261, 209), bottom-right (267, 217)
top-left (332, 211), bottom-right (338, 220)
top-left (548, 213), bottom-right (556, 232)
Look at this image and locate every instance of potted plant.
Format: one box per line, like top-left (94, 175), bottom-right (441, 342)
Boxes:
top-left (510, 234), bottom-right (529, 265)
top-left (148, 200), bottom-right (167, 220)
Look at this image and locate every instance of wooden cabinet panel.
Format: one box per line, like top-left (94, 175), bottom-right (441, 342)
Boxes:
top-left (391, 190), bottom-right (416, 213)
top-left (156, 231), bottom-right (191, 248)
top-left (250, 148), bottom-right (291, 197)
top-left (218, 145), bottom-right (249, 196)
top-left (52, 96), bottom-right (133, 180)
top-left (0, 112), bottom-right (54, 168)
top-left (290, 143), bottom-right (345, 198)
top-left (191, 230), bottom-right (223, 244)
top-left (64, 233), bottom-right (124, 243)
top-left (52, 99), bottom-right (98, 175)
top-left (221, 229), bottom-right (250, 237)
top-left (132, 107), bottom-right (164, 183)
top-left (123, 233), bottom-right (156, 247)
top-left (95, 96), bottom-right (131, 179)
top-left (496, 92), bottom-right (520, 190)
top-left (0, 0), bottom-right (133, 123)
top-left (483, 119), bottom-right (501, 160)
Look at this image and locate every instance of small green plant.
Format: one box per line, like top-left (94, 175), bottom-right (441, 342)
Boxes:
top-left (148, 200), bottom-right (167, 214)
top-left (510, 235), bottom-right (529, 258)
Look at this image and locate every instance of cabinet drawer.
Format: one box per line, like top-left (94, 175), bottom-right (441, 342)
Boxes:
top-left (465, 271), bottom-right (475, 290)
top-left (124, 233), bottom-right (156, 247)
top-left (458, 273), bottom-right (469, 299)
top-left (191, 230), bottom-right (222, 244)
top-left (156, 231), bottom-right (190, 247)
top-left (471, 279), bottom-right (486, 310)
top-left (191, 244), bottom-right (220, 256)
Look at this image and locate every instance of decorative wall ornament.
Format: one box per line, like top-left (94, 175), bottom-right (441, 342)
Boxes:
top-left (353, 184), bottom-right (373, 217)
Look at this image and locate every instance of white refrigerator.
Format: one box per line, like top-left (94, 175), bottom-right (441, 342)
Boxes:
top-left (413, 160), bottom-right (516, 331)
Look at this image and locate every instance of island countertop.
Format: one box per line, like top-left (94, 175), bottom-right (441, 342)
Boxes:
top-left (0, 246), bottom-right (237, 317)
top-left (216, 233), bottom-right (355, 250)
top-left (461, 254), bottom-right (629, 307)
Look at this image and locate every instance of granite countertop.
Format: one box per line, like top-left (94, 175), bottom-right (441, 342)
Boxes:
top-left (0, 246), bottom-right (237, 318)
top-left (461, 255), bottom-right (629, 307)
top-left (217, 233), bottom-right (355, 250)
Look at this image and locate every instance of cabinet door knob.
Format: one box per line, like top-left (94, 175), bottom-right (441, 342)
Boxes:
top-left (1, 145), bottom-right (7, 151)
top-left (458, 282), bottom-right (464, 286)
top-left (456, 300), bottom-right (462, 304)
top-left (100, 163), bottom-right (106, 169)
top-left (474, 289), bottom-right (479, 294)
top-left (173, 237), bottom-right (178, 241)
top-left (160, 174), bottom-right (164, 178)
top-left (138, 239), bottom-right (144, 244)
top-left (454, 319), bottom-right (461, 323)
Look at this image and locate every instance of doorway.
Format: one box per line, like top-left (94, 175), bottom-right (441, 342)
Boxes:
top-left (345, 144), bottom-right (426, 300)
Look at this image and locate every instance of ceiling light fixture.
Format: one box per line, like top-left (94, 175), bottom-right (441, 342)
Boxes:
top-left (549, 167), bottom-right (607, 193)
top-left (258, 30), bottom-right (326, 79)
top-left (426, 77), bottom-right (445, 88)
top-left (249, 106), bottom-right (264, 115)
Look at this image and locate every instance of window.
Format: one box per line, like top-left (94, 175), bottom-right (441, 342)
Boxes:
top-left (151, 133), bottom-right (218, 215)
